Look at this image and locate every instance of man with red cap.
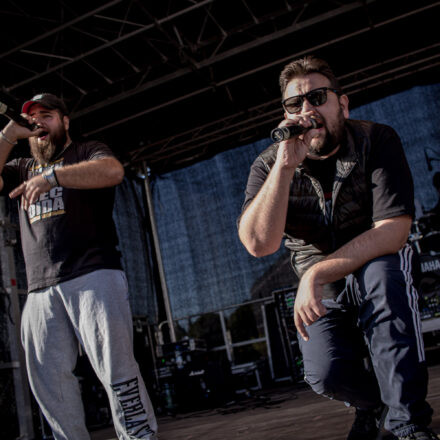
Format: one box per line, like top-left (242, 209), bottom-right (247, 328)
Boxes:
top-left (0, 93), bottom-right (158, 440)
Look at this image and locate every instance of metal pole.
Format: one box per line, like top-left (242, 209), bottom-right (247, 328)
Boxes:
top-left (141, 163), bottom-right (176, 342)
top-left (219, 310), bottom-right (234, 363)
top-left (261, 303), bottom-right (274, 379)
top-left (0, 197), bottom-right (34, 439)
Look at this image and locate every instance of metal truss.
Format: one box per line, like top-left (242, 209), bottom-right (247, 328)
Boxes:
top-left (1, 0), bottom-right (440, 173)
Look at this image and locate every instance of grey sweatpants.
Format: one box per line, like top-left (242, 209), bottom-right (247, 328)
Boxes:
top-left (21, 269), bottom-right (158, 440)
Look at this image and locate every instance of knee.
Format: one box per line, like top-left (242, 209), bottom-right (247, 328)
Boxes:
top-left (304, 359), bottom-right (347, 398)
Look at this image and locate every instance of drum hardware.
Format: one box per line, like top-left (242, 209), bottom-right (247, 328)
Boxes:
top-left (420, 257), bottom-right (440, 274)
top-left (419, 290), bottom-right (440, 320)
top-left (410, 214), bottom-right (440, 255)
top-left (156, 338), bottom-right (207, 360)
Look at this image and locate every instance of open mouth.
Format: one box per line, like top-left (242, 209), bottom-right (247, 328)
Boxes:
top-left (310, 117), bottom-right (324, 130)
top-left (38, 131), bottom-right (49, 140)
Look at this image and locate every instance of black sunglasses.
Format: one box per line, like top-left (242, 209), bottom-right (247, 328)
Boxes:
top-left (282, 87), bottom-right (341, 114)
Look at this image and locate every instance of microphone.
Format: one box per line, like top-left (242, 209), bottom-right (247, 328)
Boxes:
top-left (270, 119), bottom-right (320, 142)
top-left (0, 100), bottom-right (37, 129)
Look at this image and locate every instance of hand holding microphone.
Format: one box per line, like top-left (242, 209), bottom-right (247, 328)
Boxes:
top-left (0, 100), bottom-right (43, 146)
top-left (270, 118), bottom-right (320, 142)
top-left (270, 116), bottom-right (324, 169)
top-left (0, 100), bottom-right (38, 130)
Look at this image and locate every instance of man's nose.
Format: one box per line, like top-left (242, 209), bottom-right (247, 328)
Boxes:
top-left (31, 116), bottom-right (44, 127)
top-left (301, 97), bottom-right (315, 112)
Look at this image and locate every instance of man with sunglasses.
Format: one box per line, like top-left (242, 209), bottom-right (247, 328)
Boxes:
top-left (238, 56), bottom-right (437, 440)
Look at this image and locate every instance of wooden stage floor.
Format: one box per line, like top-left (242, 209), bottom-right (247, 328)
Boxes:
top-left (91, 361), bottom-right (440, 440)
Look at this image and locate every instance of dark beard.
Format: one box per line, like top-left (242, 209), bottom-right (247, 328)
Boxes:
top-left (308, 108), bottom-right (346, 157)
top-left (308, 134), bottom-right (339, 157)
top-left (29, 127), bottom-right (67, 165)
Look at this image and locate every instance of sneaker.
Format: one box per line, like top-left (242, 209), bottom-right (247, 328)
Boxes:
top-left (398, 430), bottom-right (440, 440)
top-left (347, 406), bottom-right (385, 440)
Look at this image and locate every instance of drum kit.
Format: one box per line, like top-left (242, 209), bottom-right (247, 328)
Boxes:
top-left (410, 213), bottom-right (440, 255)
top-left (409, 212), bottom-right (440, 318)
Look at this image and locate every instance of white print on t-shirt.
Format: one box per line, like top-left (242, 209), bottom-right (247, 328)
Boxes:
top-left (26, 161), bottom-right (65, 224)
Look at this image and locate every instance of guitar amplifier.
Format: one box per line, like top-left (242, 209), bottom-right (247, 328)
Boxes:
top-left (418, 254), bottom-right (440, 320)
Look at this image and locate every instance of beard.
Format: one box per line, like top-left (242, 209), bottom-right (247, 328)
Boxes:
top-left (308, 107), bottom-right (346, 158)
top-left (29, 125), bottom-right (68, 165)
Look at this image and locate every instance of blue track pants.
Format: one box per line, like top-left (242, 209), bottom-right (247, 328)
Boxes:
top-left (298, 245), bottom-right (433, 437)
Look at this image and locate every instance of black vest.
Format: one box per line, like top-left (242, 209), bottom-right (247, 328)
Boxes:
top-left (259, 119), bottom-right (376, 281)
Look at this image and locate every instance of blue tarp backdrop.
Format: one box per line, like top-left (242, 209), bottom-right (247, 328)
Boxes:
top-left (113, 178), bottom-right (158, 321)
top-left (5, 84), bottom-right (440, 323)
top-left (150, 138), bottom-right (282, 320)
top-left (143, 83), bottom-right (440, 321)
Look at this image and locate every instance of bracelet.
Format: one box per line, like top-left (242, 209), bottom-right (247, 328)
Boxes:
top-left (53, 168), bottom-right (59, 186)
top-left (42, 167), bottom-right (59, 188)
top-left (0, 130), bottom-right (17, 146)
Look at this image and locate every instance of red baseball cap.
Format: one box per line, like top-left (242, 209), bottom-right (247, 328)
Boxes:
top-left (22, 93), bottom-right (69, 116)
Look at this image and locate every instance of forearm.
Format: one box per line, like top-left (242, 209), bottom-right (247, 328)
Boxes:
top-left (55, 157), bottom-right (124, 189)
top-left (0, 121), bottom-right (45, 191)
top-left (0, 141), bottom-right (15, 173)
top-left (307, 215), bottom-right (412, 285)
top-left (0, 124), bottom-right (18, 188)
top-left (0, 144), bottom-right (14, 192)
top-left (239, 162), bottom-right (295, 256)
top-left (239, 116), bottom-right (317, 256)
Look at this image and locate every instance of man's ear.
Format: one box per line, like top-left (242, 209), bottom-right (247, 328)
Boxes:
top-left (339, 94), bottom-right (349, 119)
top-left (63, 115), bottom-right (70, 131)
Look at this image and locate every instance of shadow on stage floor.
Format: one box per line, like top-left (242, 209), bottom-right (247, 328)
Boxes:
top-left (91, 359), bottom-right (440, 440)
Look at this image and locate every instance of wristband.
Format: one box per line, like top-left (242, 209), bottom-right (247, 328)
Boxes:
top-left (42, 167), bottom-right (59, 188)
top-left (0, 130), bottom-right (17, 145)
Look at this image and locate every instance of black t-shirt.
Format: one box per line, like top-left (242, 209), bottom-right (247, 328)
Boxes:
top-left (1, 140), bottom-right (122, 292)
top-left (303, 155), bottom-right (336, 196)
top-left (241, 120), bottom-right (414, 238)
top-left (303, 155), bottom-right (337, 225)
